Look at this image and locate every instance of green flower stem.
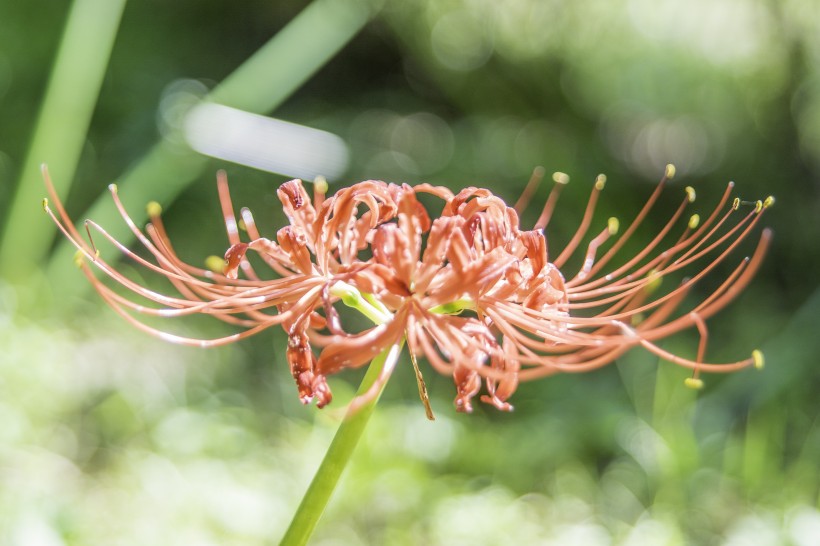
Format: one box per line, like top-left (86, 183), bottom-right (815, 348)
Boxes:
top-left (428, 298), bottom-right (475, 315)
top-left (280, 342), bottom-right (403, 546)
top-left (281, 282), bottom-right (396, 544)
top-left (330, 281), bottom-right (392, 325)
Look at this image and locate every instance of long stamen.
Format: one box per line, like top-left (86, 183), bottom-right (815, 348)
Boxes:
top-left (553, 174), bottom-right (607, 268)
top-left (514, 165), bottom-right (545, 214)
top-left (567, 186), bottom-right (692, 288)
top-left (575, 164), bottom-right (675, 281)
top-left (568, 204), bottom-right (762, 303)
top-left (568, 219), bottom-right (618, 284)
top-left (533, 171), bottom-right (570, 231)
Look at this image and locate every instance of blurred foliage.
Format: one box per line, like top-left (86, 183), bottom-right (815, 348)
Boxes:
top-left (1, 0), bottom-right (819, 544)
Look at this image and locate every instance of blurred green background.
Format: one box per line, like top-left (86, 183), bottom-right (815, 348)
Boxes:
top-left (1, 0), bottom-right (819, 544)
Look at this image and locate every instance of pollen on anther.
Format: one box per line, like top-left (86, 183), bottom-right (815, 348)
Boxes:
top-left (108, 183), bottom-right (118, 194)
top-left (763, 196), bottom-right (775, 209)
top-left (42, 198), bottom-right (49, 212)
top-left (688, 214), bottom-right (700, 229)
top-left (665, 163), bottom-right (676, 179)
top-left (752, 349), bottom-right (765, 370)
top-left (644, 269), bottom-right (662, 294)
top-left (205, 255), bottom-right (225, 274)
top-left (595, 174), bottom-right (607, 191)
top-left (732, 197), bottom-right (741, 210)
top-left (754, 200), bottom-right (763, 213)
top-left (607, 217), bottom-right (619, 235)
top-left (313, 175), bottom-right (329, 195)
top-left (552, 172), bottom-right (570, 185)
top-left (685, 186), bottom-right (696, 203)
top-left (684, 377), bottom-right (704, 390)
top-left (146, 201), bottom-right (162, 218)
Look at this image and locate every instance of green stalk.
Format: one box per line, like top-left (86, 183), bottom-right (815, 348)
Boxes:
top-left (280, 342), bottom-right (402, 546)
top-left (0, 0), bottom-right (127, 282)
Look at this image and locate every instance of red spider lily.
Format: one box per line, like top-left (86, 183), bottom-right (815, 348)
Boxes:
top-left (43, 164), bottom-right (772, 416)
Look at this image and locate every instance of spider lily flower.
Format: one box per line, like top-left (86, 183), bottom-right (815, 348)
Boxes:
top-left (43, 163), bottom-right (772, 415)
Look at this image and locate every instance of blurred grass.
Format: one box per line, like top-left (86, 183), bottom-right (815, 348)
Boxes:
top-left (0, 0), bottom-right (126, 281)
top-left (3, 307), bottom-right (818, 544)
top-left (0, 0), bottom-right (819, 544)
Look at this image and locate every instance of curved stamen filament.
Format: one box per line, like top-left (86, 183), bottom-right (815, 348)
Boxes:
top-left (553, 175), bottom-right (606, 268)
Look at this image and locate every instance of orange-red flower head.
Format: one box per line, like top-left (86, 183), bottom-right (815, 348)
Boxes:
top-left (43, 164), bottom-right (772, 415)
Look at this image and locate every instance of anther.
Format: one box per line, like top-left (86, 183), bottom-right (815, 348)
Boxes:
top-left (684, 377), bottom-right (704, 390)
top-left (665, 163), bottom-right (676, 179)
top-left (42, 198), bottom-right (49, 212)
top-left (313, 175), bottom-right (329, 195)
top-left (205, 255), bottom-right (225, 274)
top-left (607, 217), bottom-right (619, 236)
top-left (552, 172), bottom-right (570, 185)
top-left (763, 196), bottom-right (775, 209)
top-left (644, 269), bottom-right (662, 294)
top-left (732, 197), bottom-right (740, 210)
top-left (146, 201), bottom-right (162, 218)
top-left (685, 186), bottom-right (696, 203)
top-left (595, 174), bottom-right (607, 191)
top-left (754, 200), bottom-right (763, 213)
top-left (688, 214), bottom-right (700, 229)
top-left (108, 183), bottom-right (118, 194)
top-left (752, 349), bottom-right (765, 370)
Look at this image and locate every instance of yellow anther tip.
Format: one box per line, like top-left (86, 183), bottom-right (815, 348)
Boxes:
top-left (313, 175), bottom-right (329, 195)
top-left (684, 377), bottom-right (704, 390)
top-left (237, 219), bottom-right (247, 232)
top-left (552, 172), bottom-right (570, 185)
top-left (205, 255), bottom-right (226, 274)
top-left (688, 214), bottom-right (700, 230)
top-left (752, 349), bottom-right (765, 370)
top-left (108, 183), bottom-right (118, 194)
top-left (763, 196), bottom-right (775, 209)
top-left (146, 201), bottom-right (162, 218)
top-left (665, 164), bottom-right (676, 179)
top-left (644, 269), bottom-right (663, 294)
top-left (73, 250), bottom-right (85, 268)
top-left (42, 198), bottom-right (49, 212)
top-left (754, 200), bottom-right (763, 213)
top-left (685, 186), bottom-right (696, 203)
top-left (732, 197), bottom-right (741, 210)
top-left (607, 217), bottom-right (619, 236)
top-left (595, 174), bottom-right (607, 191)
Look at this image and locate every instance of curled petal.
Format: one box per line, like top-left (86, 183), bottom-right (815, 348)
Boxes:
top-left (223, 242), bottom-right (249, 279)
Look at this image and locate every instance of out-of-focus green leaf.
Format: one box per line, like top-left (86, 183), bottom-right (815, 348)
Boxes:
top-left (0, 0), bottom-right (127, 282)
